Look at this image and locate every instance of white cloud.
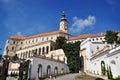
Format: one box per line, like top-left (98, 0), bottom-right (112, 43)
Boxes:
top-left (69, 15), bottom-right (96, 33)
top-left (16, 32), bottom-right (22, 36)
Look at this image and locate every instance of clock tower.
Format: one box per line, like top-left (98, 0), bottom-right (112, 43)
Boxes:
top-left (60, 11), bottom-right (68, 33)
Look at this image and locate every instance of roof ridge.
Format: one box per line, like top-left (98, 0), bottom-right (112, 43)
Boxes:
top-left (10, 30), bottom-right (65, 40)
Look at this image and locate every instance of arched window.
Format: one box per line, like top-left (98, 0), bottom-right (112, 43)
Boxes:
top-left (26, 51), bottom-right (28, 58)
top-left (42, 47), bottom-right (45, 54)
top-left (61, 68), bottom-right (64, 74)
top-left (23, 52), bottom-right (25, 58)
top-left (39, 48), bottom-right (41, 55)
top-left (35, 49), bottom-right (37, 54)
top-left (19, 47), bottom-right (22, 50)
top-left (101, 61), bottom-right (106, 75)
top-left (54, 67), bottom-right (58, 74)
top-left (21, 53), bottom-right (23, 58)
top-left (38, 64), bottom-right (42, 78)
top-left (46, 37), bottom-right (48, 40)
top-left (13, 41), bottom-right (15, 44)
top-left (32, 40), bottom-right (34, 43)
top-left (47, 65), bottom-right (51, 75)
top-left (12, 46), bottom-right (14, 51)
top-left (21, 42), bottom-right (23, 44)
top-left (29, 40), bottom-right (30, 43)
top-left (29, 51), bottom-right (30, 57)
top-left (46, 46), bottom-right (49, 54)
top-left (42, 38), bottom-right (44, 41)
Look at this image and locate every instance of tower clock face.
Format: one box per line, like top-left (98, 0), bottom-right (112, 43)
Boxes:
top-left (60, 21), bottom-right (68, 32)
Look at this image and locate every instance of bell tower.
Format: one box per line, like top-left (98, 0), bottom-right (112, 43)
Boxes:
top-left (60, 11), bottom-right (68, 33)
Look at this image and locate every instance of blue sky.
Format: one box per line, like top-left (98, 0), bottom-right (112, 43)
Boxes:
top-left (0, 0), bottom-right (120, 54)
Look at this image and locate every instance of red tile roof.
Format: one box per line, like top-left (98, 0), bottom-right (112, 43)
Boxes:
top-left (10, 30), bottom-right (65, 40)
top-left (68, 33), bottom-right (105, 40)
top-left (9, 68), bottom-right (19, 71)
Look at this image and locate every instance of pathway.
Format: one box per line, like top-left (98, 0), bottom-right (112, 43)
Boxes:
top-left (49, 73), bottom-right (79, 80)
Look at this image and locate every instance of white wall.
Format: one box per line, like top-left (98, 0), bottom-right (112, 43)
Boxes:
top-left (29, 57), bottom-right (69, 79)
top-left (90, 46), bottom-right (120, 78)
top-left (80, 38), bottom-right (120, 78)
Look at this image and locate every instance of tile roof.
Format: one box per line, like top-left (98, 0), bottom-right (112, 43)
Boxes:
top-left (33, 55), bottom-right (65, 64)
top-left (9, 68), bottom-right (19, 71)
top-left (10, 30), bottom-right (65, 40)
top-left (68, 33), bottom-right (105, 40)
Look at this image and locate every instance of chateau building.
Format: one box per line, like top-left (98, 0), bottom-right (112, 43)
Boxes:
top-left (3, 12), bottom-right (120, 79)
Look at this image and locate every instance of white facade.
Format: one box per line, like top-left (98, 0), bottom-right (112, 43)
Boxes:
top-left (80, 38), bottom-right (120, 78)
top-left (28, 56), bottom-right (69, 80)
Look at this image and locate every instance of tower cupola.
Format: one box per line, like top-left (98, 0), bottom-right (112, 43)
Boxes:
top-left (59, 11), bottom-right (68, 33)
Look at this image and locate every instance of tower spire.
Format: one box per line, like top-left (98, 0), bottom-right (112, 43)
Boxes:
top-left (59, 11), bottom-right (68, 33)
top-left (60, 11), bottom-right (67, 22)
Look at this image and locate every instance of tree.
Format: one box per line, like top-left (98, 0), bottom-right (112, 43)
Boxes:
top-left (56, 36), bottom-right (67, 49)
top-left (62, 41), bottom-right (81, 73)
top-left (105, 30), bottom-right (118, 44)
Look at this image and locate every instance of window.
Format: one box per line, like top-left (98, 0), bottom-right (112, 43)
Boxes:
top-left (39, 48), bottom-right (41, 55)
top-left (42, 38), bottom-right (44, 41)
top-left (42, 47), bottom-right (45, 53)
top-left (29, 40), bottom-right (30, 43)
top-left (96, 38), bottom-right (98, 40)
top-left (100, 38), bottom-right (102, 40)
top-left (12, 47), bottom-right (14, 51)
top-left (20, 47), bottom-right (22, 50)
top-left (13, 41), bottom-right (15, 44)
top-left (32, 40), bottom-right (34, 43)
top-left (8, 40), bottom-right (9, 43)
top-left (21, 42), bottom-right (23, 44)
top-left (92, 38), bottom-right (94, 41)
top-left (54, 67), bottom-right (58, 74)
top-left (46, 37), bottom-right (48, 40)
top-left (47, 65), bottom-right (51, 75)
top-left (46, 46), bottom-right (49, 54)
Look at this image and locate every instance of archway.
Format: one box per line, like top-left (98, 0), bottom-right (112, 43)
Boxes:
top-left (42, 47), bottom-right (45, 54)
top-left (47, 65), bottom-right (51, 76)
top-left (101, 61), bottom-right (106, 75)
top-left (54, 67), bottom-right (58, 74)
top-left (61, 68), bottom-right (64, 74)
top-left (81, 56), bottom-right (84, 72)
top-left (38, 64), bottom-right (42, 78)
top-left (46, 46), bottom-right (49, 54)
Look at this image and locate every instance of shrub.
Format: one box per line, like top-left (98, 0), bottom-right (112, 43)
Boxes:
top-left (111, 76), bottom-right (120, 80)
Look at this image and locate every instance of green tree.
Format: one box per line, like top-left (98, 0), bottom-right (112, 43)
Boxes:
top-left (56, 36), bottom-right (67, 49)
top-left (105, 30), bottom-right (118, 44)
top-left (62, 41), bottom-right (81, 73)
